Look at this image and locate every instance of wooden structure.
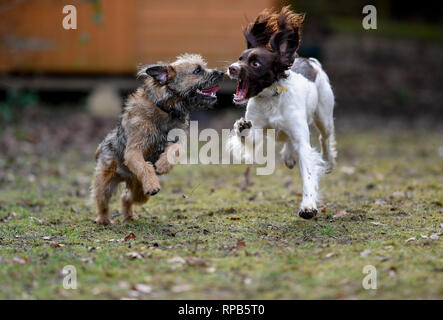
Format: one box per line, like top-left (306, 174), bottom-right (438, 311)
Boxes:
top-left (0, 0), bottom-right (275, 74)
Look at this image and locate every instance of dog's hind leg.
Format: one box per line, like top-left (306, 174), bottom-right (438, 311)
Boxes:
top-left (121, 179), bottom-right (150, 222)
top-left (314, 111), bottom-right (336, 174)
top-left (314, 71), bottom-right (337, 173)
top-left (92, 160), bottom-right (120, 225)
top-left (281, 142), bottom-right (297, 169)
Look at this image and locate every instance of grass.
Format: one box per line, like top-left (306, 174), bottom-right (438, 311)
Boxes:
top-left (0, 120), bottom-right (442, 299)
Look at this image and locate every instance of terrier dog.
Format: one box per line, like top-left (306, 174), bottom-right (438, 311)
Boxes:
top-left (92, 54), bottom-right (224, 224)
top-left (227, 7), bottom-right (337, 219)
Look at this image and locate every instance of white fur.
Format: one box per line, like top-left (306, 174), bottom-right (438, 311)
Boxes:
top-left (228, 60), bottom-right (336, 216)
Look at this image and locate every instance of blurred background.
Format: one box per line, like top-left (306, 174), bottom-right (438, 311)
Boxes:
top-left (0, 0), bottom-right (442, 159)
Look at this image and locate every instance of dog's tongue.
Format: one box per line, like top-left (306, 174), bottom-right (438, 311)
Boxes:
top-left (201, 85), bottom-right (220, 94)
top-left (235, 80), bottom-right (248, 101)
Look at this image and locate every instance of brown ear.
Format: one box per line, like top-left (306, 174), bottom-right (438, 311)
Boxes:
top-left (146, 65), bottom-right (169, 84)
top-left (243, 8), bottom-right (278, 48)
top-left (270, 30), bottom-right (299, 66)
top-left (270, 6), bottom-right (304, 66)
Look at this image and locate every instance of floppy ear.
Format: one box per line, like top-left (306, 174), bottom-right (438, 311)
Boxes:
top-left (145, 65), bottom-right (169, 85)
top-left (243, 20), bottom-right (270, 49)
top-left (243, 8), bottom-right (277, 48)
top-left (270, 30), bottom-right (299, 66)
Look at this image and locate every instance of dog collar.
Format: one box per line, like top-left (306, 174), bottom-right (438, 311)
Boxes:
top-left (274, 85), bottom-right (288, 96)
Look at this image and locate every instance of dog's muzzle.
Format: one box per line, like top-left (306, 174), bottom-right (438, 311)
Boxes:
top-left (227, 63), bottom-right (240, 79)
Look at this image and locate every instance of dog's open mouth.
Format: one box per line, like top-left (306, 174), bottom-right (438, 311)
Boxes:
top-left (234, 79), bottom-right (248, 103)
top-left (196, 85), bottom-right (220, 99)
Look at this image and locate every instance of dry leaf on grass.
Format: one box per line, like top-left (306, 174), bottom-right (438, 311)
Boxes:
top-left (405, 237), bottom-right (416, 243)
top-left (333, 210), bottom-right (348, 218)
top-left (430, 233), bottom-right (440, 240)
top-left (167, 256), bottom-right (186, 265)
top-left (234, 239), bottom-right (246, 249)
top-left (341, 166), bottom-right (355, 175)
top-left (325, 252), bottom-right (336, 259)
top-left (360, 249), bottom-right (372, 257)
top-left (371, 222), bottom-right (387, 226)
top-left (125, 252), bottom-right (143, 260)
top-left (124, 232), bottom-right (136, 242)
top-left (13, 257), bottom-right (28, 264)
top-left (171, 284), bottom-right (192, 293)
top-left (185, 257), bottom-right (210, 268)
top-left (132, 284), bottom-right (152, 294)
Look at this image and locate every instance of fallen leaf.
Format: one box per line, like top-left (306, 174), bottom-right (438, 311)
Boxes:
top-left (167, 256), bottom-right (186, 265)
top-left (405, 237), bottom-right (416, 243)
top-left (186, 257), bottom-right (210, 268)
top-left (132, 284), bottom-right (152, 294)
top-left (50, 242), bottom-right (63, 248)
top-left (392, 190), bottom-right (405, 198)
top-left (125, 252), bottom-right (143, 260)
top-left (360, 249), bottom-right (372, 257)
top-left (12, 257), bottom-right (28, 264)
top-left (325, 252), bottom-right (335, 259)
top-left (42, 236), bottom-right (52, 240)
top-left (206, 267), bottom-right (216, 273)
top-left (171, 284), bottom-right (192, 293)
top-left (333, 210), bottom-right (348, 218)
top-left (124, 232), bottom-right (136, 242)
top-left (234, 239), bottom-right (246, 249)
top-left (80, 257), bottom-right (95, 263)
top-left (30, 217), bottom-right (44, 224)
top-left (229, 217), bottom-right (241, 221)
top-left (430, 233), bottom-right (440, 240)
top-left (341, 166), bottom-right (355, 175)
top-left (371, 222), bottom-right (387, 226)
top-left (321, 208), bottom-right (327, 214)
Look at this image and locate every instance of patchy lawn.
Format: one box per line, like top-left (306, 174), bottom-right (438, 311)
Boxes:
top-left (0, 112), bottom-right (442, 299)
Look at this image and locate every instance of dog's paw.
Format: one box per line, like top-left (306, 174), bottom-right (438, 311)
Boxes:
top-left (234, 118), bottom-right (252, 135)
top-left (284, 160), bottom-right (296, 169)
top-left (143, 179), bottom-right (161, 196)
top-left (123, 214), bottom-right (139, 222)
top-left (298, 208), bottom-right (318, 220)
top-left (95, 216), bottom-right (112, 225)
top-left (144, 185), bottom-right (160, 196)
top-left (154, 159), bottom-right (174, 176)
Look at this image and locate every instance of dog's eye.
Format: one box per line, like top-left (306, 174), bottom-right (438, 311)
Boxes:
top-left (193, 65), bottom-right (202, 75)
top-left (250, 60), bottom-right (260, 68)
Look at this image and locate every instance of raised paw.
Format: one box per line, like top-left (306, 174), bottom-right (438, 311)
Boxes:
top-left (144, 186), bottom-right (160, 196)
top-left (234, 118), bottom-right (252, 135)
top-left (298, 208), bottom-right (318, 220)
top-left (154, 159), bottom-right (174, 176)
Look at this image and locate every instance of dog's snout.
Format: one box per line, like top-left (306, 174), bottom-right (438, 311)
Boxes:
top-left (215, 70), bottom-right (224, 77)
top-left (228, 65), bottom-right (240, 76)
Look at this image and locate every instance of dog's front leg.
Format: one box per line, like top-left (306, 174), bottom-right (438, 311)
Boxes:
top-left (154, 143), bottom-right (183, 175)
top-left (288, 112), bottom-right (325, 219)
top-left (124, 148), bottom-right (161, 195)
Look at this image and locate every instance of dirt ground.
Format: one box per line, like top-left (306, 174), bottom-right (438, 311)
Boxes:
top-left (0, 108), bottom-right (442, 299)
